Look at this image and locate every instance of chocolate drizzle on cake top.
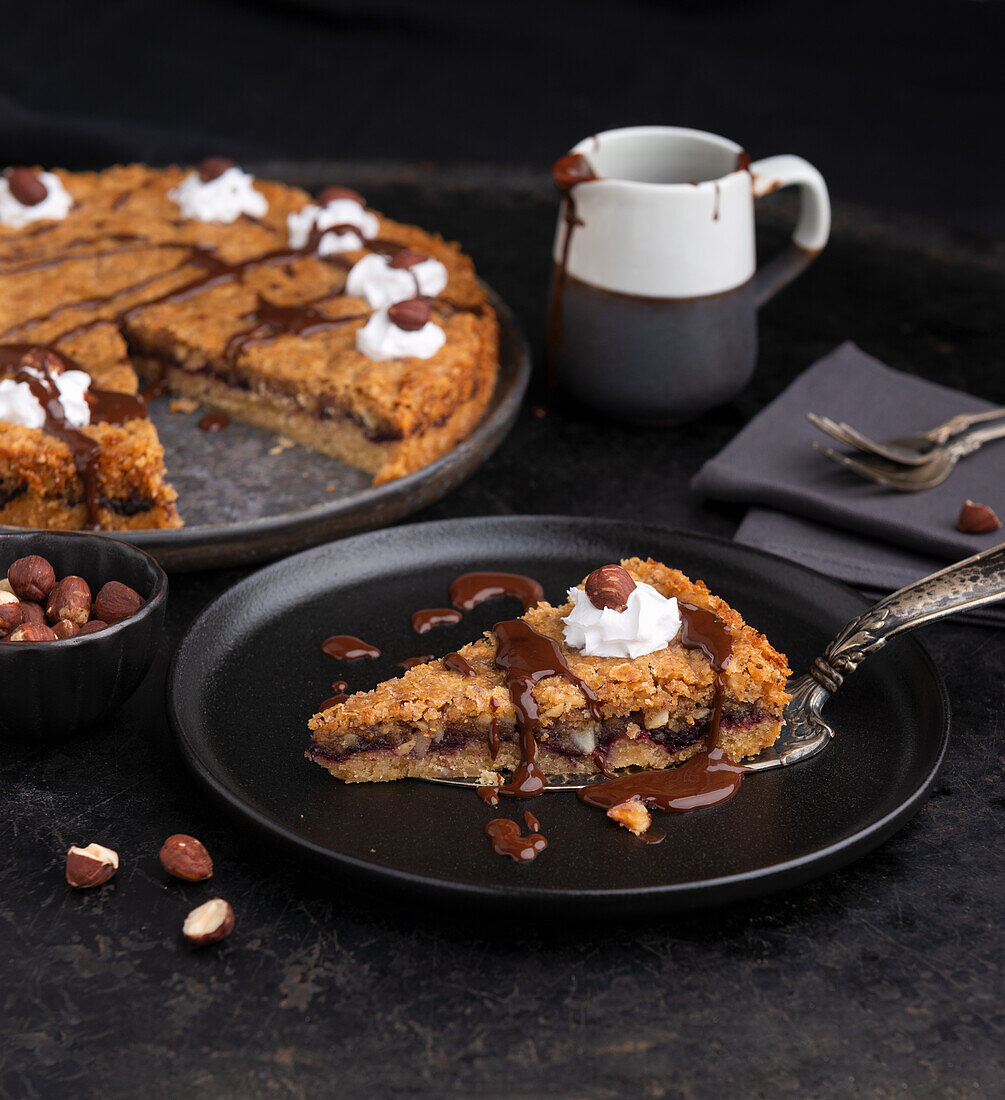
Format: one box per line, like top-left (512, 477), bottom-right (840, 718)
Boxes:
top-left (578, 601), bottom-right (745, 818)
top-left (484, 618), bottom-right (601, 800)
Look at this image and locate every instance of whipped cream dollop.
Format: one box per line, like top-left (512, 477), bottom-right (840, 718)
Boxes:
top-left (0, 171), bottom-right (73, 228)
top-left (168, 166), bottom-right (268, 223)
top-left (0, 367), bottom-right (91, 429)
top-left (562, 582), bottom-right (682, 659)
top-left (356, 309), bottom-right (446, 361)
top-left (345, 253), bottom-right (448, 310)
top-left (287, 197), bottom-right (380, 255)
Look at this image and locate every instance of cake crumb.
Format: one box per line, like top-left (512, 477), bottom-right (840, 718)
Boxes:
top-left (607, 798), bottom-right (652, 836)
top-left (169, 397), bottom-right (200, 414)
top-left (477, 769), bottom-right (502, 787)
top-left (268, 436), bottom-right (296, 456)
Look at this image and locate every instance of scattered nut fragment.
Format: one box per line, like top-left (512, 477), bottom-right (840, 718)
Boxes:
top-left (6, 622), bottom-right (57, 642)
top-left (159, 834), bottom-right (213, 881)
top-left (46, 576), bottom-right (92, 626)
top-left (7, 555), bottom-right (55, 602)
top-left (93, 581), bottom-right (143, 624)
top-left (169, 397), bottom-right (200, 415)
top-left (585, 564), bottom-right (637, 612)
top-left (183, 898), bottom-right (235, 946)
top-left (66, 842), bottom-right (118, 888)
top-left (0, 602), bottom-right (24, 634)
top-left (77, 620), bottom-right (108, 636)
top-left (606, 798), bottom-right (652, 837)
top-left (52, 620), bottom-right (81, 640)
top-left (957, 500), bottom-right (1001, 534)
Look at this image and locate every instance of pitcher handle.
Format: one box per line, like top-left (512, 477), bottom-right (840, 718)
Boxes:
top-left (750, 154), bottom-right (831, 308)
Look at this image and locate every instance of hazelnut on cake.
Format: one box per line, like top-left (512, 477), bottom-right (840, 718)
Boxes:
top-left (0, 161), bottom-right (499, 529)
top-left (307, 558), bottom-right (790, 784)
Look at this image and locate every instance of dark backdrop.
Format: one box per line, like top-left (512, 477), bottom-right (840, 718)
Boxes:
top-left (4, 0), bottom-right (1003, 233)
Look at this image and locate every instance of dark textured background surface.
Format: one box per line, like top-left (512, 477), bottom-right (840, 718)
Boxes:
top-left (0, 166), bottom-right (1003, 1098)
top-left (3, 0), bottom-right (1003, 234)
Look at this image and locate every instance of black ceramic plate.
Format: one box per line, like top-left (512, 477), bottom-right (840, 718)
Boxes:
top-left (169, 516), bottom-right (949, 916)
top-left (90, 288), bottom-right (528, 572)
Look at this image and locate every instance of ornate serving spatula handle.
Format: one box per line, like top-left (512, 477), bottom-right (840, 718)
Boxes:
top-left (812, 540), bottom-right (1005, 692)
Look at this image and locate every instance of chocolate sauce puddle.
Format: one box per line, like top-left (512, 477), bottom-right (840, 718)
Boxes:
top-left (321, 635), bottom-right (381, 660)
top-left (197, 410), bottom-right (229, 432)
top-left (547, 152), bottom-right (599, 385)
top-left (484, 816), bottom-right (548, 862)
top-left (449, 571), bottom-right (544, 612)
top-left (482, 619), bottom-right (600, 800)
top-left (399, 655), bottom-right (434, 670)
top-left (578, 602), bottom-right (744, 818)
top-left (411, 607), bottom-right (462, 634)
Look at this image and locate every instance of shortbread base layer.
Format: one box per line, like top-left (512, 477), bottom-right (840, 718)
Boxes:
top-left (307, 710), bottom-right (782, 784)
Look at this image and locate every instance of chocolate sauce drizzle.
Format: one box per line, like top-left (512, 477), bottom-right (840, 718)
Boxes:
top-left (319, 693), bottom-right (349, 710)
top-left (443, 651), bottom-right (475, 677)
top-left (0, 346), bottom-right (149, 528)
top-left (547, 152), bottom-right (599, 385)
top-left (578, 602), bottom-right (744, 818)
top-left (484, 815), bottom-right (548, 862)
top-left (411, 607), bottom-right (462, 634)
top-left (321, 635), bottom-right (381, 660)
top-left (482, 619), bottom-right (600, 800)
top-left (398, 655), bottom-right (434, 670)
top-left (448, 571), bottom-right (545, 612)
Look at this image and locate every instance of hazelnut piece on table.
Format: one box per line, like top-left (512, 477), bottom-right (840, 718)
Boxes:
top-left (957, 500), bottom-right (1001, 534)
top-left (93, 581), bottom-right (143, 624)
top-left (585, 564), bottom-right (637, 612)
top-left (183, 898), bottom-right (235, 946)
top-left (66, 843), bottom-right (118, 888)
top-left (159, 834), bottom-right (213, 881)
top-left (46, 576), bottom-right (91, 626)
top-left (7, 555), bottom-right (55, 603)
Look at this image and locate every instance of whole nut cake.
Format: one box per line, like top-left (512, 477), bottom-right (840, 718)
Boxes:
top-left (0, 161), bottom-right (499, 530)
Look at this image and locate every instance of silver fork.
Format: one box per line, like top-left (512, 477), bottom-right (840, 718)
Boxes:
top-left (808, 407), bottom-right (1005, 466)
top-left (418, 541), bottom-right (1005, 789)
top-left (814, 420), bottom-right (1005, 491)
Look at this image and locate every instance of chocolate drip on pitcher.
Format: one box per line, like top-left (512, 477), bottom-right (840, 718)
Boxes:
top-left (547, 152), bottom-right (600, 386)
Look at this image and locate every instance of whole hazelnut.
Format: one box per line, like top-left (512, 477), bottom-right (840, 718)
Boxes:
top-left (387, 298), bottom-right (431, 332)
top-left (18, 602), bottom-right (46, 626)
top-left (0, 602), bottom-right (24, 635)
top-left (77, 620), bottom-right (108, 636)
top-left (93, 581), bottom-right (143, 624)
top-left (182, 898), bottom-right (235, 946)
top-left (317, 185), bottom-right (364, 206)
top-left (6, 622), bottom-right (57, 642)
top-left (66, 842), bottom-right (118, 888)
top-left (159, 834), bottom-right (213, 881)
top-left (52, 620), bottom-right (81, 640)
top-left (46, 576), bottom-right (92, 626)
top-left (584, 564), bottom-right (637, 612)
top-left (7, 166), bottom-right (48, 206)
top-left (197, 156), bottom-right (238, 182)
top-left (7, 555), bottom-right (55, 602)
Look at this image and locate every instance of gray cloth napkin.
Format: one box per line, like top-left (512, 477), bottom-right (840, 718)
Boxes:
top-left (691, 341), bottom-right (1005, 625)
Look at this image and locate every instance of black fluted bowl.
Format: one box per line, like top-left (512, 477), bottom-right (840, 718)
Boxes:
top-left (0, 531), bottom-right (167, 740)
